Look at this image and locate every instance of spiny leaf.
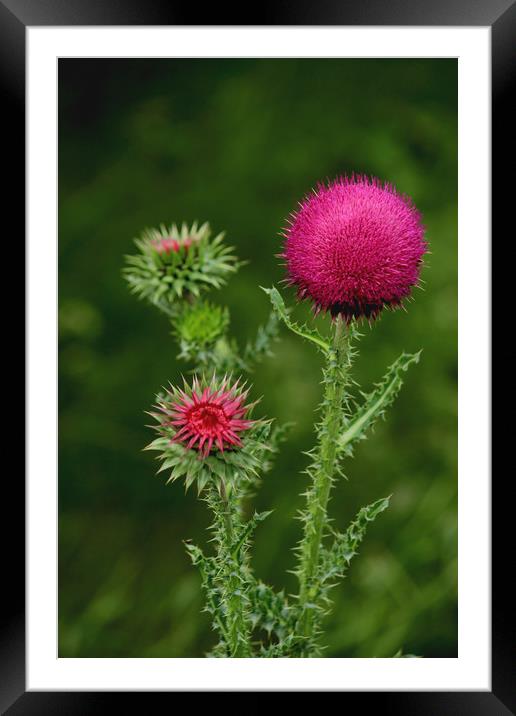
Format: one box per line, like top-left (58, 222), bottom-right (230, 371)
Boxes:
top-left (261, 286), bottom-right (330, 352)
top-left (248, 580), bottom-right (301, 646)
top-left (319, 495), bottom-right (391, 587)
top-left (242, 309), bottom-right (281, 370)
top-left (338, 351), bottom-right (421, 455)
top-left (184, 541), bottom-right (230, 647)
top-left (232, 510), bottom-right (273, 560)
top-left (202, 483), bottom-right (256, 656)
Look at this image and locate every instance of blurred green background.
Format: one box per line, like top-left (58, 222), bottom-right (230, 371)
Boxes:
top-left (58, 59), bottom-right (457, 658)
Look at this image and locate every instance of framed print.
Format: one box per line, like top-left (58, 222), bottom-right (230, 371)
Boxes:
top-left (3, 0), bottom-right (512, 710)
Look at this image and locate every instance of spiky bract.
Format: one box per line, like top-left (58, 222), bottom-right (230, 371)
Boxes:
top-left (123, 221), bottom-right (240, 314)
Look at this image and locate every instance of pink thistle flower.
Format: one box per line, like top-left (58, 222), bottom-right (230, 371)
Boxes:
top-left (152, 236), bottom-right (193, 254)
top-left (283, 176), bottom-right (427, 321)
top-left (158, 377), bottom-right (254, 457)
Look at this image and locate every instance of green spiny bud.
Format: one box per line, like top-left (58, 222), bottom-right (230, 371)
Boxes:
top-left (172, 301), bottom-right (230, 351)
top-left (123, 221), bottom-right (240, 314)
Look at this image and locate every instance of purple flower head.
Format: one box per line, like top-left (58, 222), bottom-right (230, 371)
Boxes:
top-left (282, 176), bottom-right (427, 322)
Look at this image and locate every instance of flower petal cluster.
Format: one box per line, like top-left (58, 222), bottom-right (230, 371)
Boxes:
top-left (167, 376), bottom-right (253, 456)
top-left (152, 236), bottom-right (193, 254)
top-left (283, 176), bottom-right (427, 321)
top-left (146, 375), bottom-right (271, 493)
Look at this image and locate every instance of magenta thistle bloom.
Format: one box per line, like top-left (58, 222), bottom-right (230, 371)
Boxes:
top-left (158, 377), bottom-right (254, 457)
top-left (283, 176), bottom-right (427, 321)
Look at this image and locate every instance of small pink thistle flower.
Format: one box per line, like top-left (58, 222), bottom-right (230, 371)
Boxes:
top-left (283, 176), bottom-right (427, 321)
top-left (152, 236), bottom-right (193, 254)
top-left (159, 377), bottom-right (254, 457)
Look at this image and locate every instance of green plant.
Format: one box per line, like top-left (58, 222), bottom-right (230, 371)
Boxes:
top-left (124, 173), bottom-right (427, 657)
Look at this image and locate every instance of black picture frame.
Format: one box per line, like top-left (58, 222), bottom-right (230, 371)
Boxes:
top-left (4, 0), bottom-right (511, 710)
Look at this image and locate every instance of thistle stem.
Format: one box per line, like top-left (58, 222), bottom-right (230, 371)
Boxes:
top-left (216, 479), bottom-right (251, 657)
top-left (219, 478), bottom-right (233, 540)
top-left (297, 315), bottom-right (349, 649)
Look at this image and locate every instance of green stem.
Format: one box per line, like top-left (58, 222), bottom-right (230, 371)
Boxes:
top-left (217, 479), bottom-right (252, 657)
top-left (219, 479), bottom-right (234, 541)
top-left (297, 316), bottom-right (349, 648)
